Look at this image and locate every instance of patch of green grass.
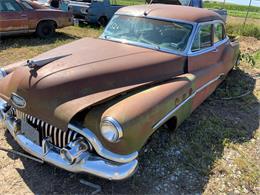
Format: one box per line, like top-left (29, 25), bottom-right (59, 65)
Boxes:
top-left (228, 10), bottom-right (260, 19)
top-left (227, 23), bottom-right (260, 40)
top-left (204, 1), bottom-right (260, 19)
top-left (0, 26), bottom-right (103, 65)
top-left (204, 1), bottom-right (260, 12)
top-left (253, 50), bottom-right (260, 68)
top-left (116, 0), bottom-right (144, 5)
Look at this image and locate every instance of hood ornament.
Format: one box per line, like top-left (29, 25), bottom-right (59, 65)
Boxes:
top-left (26, 54), bottom-right (71, 69)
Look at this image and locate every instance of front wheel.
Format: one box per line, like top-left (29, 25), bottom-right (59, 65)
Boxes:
top-left (36, 21), bottom-right (56, 38)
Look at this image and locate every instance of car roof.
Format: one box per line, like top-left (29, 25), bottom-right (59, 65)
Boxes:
top-left (116, 4), bottom-right (223, 23)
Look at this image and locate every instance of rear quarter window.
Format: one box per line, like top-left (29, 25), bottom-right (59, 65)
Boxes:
top-left (192, 24), bottom-right (213, 52)
top-left (21, 1), bottom-right (34, 10)
top-left (214, 23), bottom-right (226, 43)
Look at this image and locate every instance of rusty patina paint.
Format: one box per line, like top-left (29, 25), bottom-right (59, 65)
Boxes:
top-left (0, 4), bottom-right (240, 155)
top-left (82, 74), bottom-right (195, 154)
top-left (0, 38), bottom-right (186, 130)
top-left (117, 4), bottom-right (223, 23)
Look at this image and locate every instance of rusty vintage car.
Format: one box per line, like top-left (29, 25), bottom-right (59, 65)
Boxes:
top-left (0, 0), bottom-right (72, 38)
top-left (0, 4), bottom-right (240, 180)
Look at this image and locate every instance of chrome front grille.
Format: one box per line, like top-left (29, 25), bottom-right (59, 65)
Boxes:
top-left (15, 110), bottom-right (81, 148)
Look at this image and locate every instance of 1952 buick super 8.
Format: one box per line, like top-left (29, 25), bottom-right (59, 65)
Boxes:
top-left (0, 4), bottom-right (239, 180)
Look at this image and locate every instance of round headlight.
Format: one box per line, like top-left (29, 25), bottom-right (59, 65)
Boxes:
top-left (100, 117), bottom-right (123, 143)
top-left (0, 68), bottom-right (7, 79)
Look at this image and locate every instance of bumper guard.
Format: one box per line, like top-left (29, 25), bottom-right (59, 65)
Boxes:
top-left (0, 99), bottom-right (138, 180)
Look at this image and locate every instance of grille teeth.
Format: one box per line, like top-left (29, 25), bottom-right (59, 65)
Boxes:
top-left (15, 110), bottom-right (80, 148)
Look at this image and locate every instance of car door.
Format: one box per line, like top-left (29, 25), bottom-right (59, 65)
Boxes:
top-left (187, 21), bottom-right (231, 110)
top-left (0, 0), bottom-right (28, 34)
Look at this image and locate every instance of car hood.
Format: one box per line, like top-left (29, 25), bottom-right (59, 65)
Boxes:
top-left (0, 38), bottom-right (186, 130)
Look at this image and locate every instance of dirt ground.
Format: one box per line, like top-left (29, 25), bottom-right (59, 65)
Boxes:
top-left (0, 37), bottom-right (259, 194)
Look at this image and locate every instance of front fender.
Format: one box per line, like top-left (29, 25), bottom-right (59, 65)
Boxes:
top-left (83, 74), bottom-right (196, 155)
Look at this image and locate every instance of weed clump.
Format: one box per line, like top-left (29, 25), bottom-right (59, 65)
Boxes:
top-left (227, 24), bottom-right (260, 40)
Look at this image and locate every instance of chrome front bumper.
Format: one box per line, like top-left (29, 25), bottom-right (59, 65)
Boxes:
top-left (0, 99), bottom-right (138, 180)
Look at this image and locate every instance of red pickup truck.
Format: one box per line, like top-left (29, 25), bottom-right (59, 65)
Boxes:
top-left (0, 0), bottom-right (72, 38)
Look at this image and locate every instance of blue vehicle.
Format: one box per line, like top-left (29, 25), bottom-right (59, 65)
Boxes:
top-left (60, 0), bottom-right (123, 26)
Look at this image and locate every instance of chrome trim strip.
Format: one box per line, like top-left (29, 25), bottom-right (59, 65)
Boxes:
top-left (53, 127), bottom-right (57, 146)
top-left (58, 130), bottom-right (62, 148)
top-left (187, 20), bottom-right (228, 56)
top-left (102, 15), bottom-right (228, 57)
top-left (153, 73), bottom-right (225, 130)
top-left (188, 37), bottom-right (229, 56)
top-left (73, 132), bottom-right (78, 141)
top-left (68, 122), bottom-right (138, 164)
top-left (68, 130), bottom-right (73, 143)
top-left (63, 131), bottom-right (67, 148)
top-left (41, 121), bottom-right (44, 129)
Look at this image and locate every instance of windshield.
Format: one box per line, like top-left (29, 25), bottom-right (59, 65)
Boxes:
top-left (101, 15), bottom-right (193, 53)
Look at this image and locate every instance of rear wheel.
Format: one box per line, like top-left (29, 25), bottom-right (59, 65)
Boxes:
top-left (36, 21), bottom-right (56, 38)
top-left (98, 16), bottom-right (108, 27)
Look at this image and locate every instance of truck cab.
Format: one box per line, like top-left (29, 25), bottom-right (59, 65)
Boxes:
top-left (63, 0), bottom-right (123, 26)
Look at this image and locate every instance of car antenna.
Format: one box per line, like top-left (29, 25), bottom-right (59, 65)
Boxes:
top-left (144, 0), bottom-right (154, 16)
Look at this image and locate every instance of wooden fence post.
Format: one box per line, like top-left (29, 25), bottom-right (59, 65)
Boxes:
top-left (244, 0), bottom-right (253, 26)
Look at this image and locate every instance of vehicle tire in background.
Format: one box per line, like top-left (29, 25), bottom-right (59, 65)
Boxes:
top-left (36, 21), bottom-right (56, 38)
top-left (98, 16), bottom-right (108, 27)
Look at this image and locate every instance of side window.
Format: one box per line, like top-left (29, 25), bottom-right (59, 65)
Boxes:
top-left (214, 23), bottom-right (225, 43)
top-left (192, 24), bottom-right (213, 52)
top-left (21, 1), bottom-right (33, 10)
top-left (0, 3), bottom-right (4, 11)
top-left (1, 0), bottom-right (22, 12)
